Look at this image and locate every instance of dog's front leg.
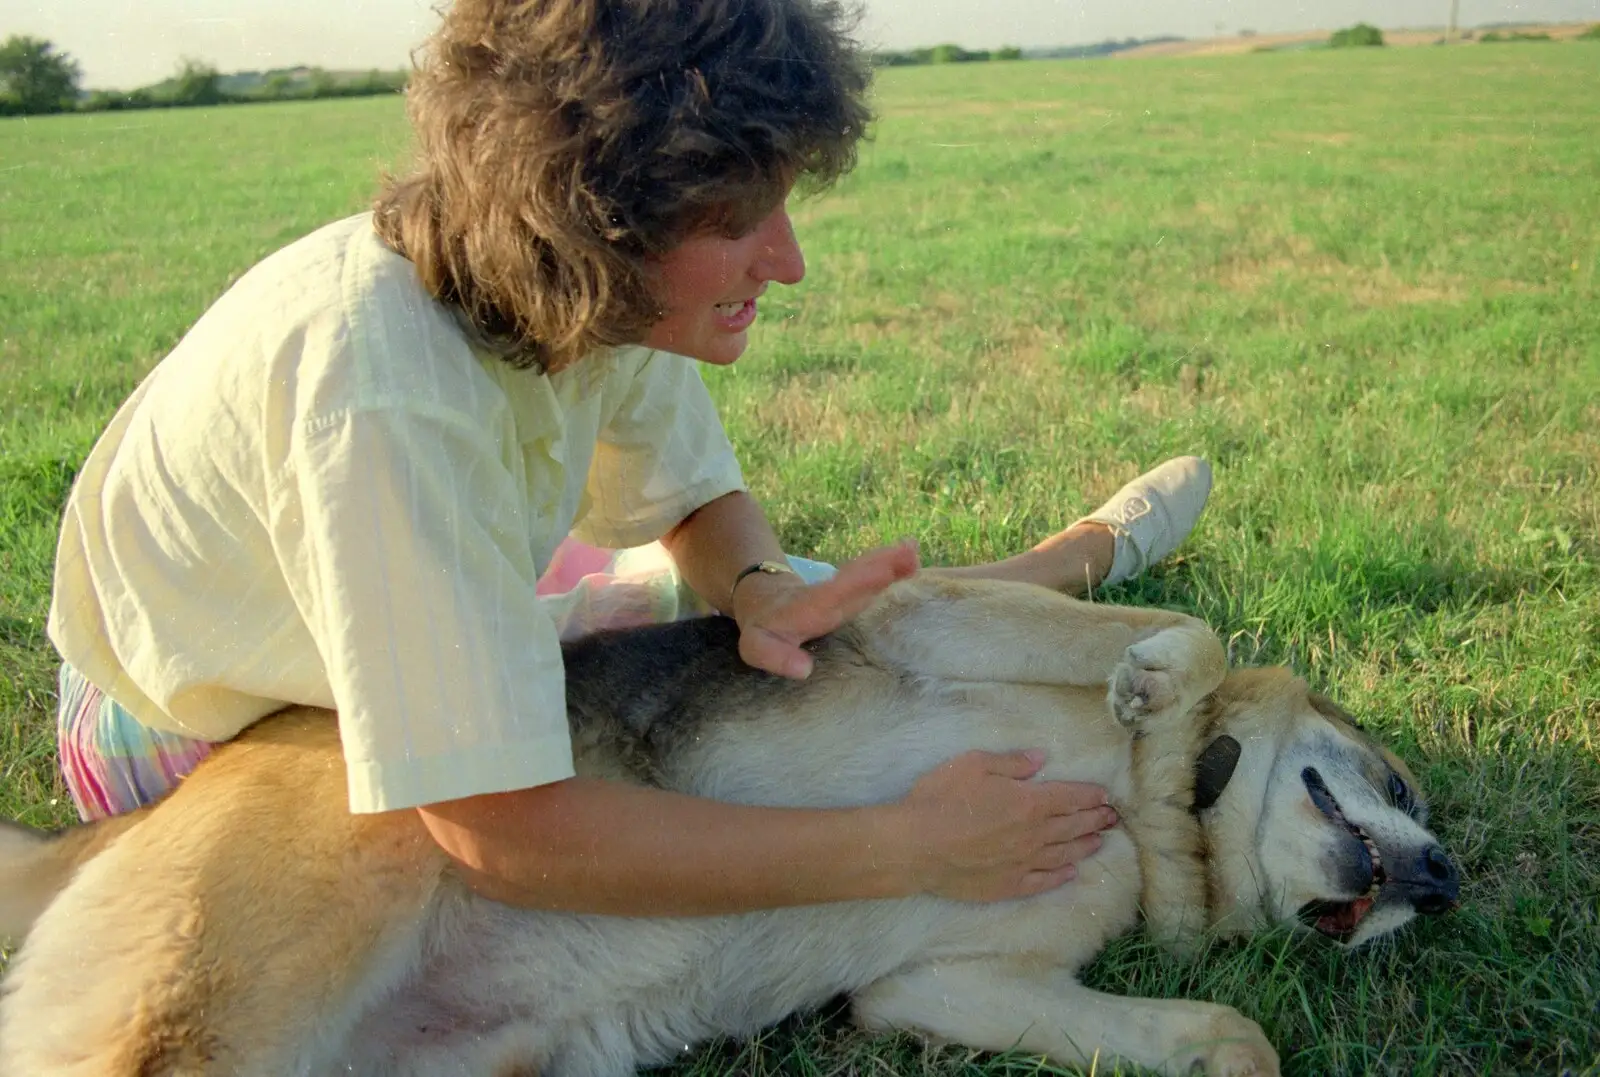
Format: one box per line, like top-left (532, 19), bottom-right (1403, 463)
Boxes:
top-left (852, 957), bottom-right (1279, 1077)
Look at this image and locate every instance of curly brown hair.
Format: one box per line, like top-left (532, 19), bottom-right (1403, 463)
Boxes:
top-left (373, 0), bottom-right (872, 372)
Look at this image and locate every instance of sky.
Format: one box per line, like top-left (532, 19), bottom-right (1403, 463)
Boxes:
top-left (2, 0), bottom-right (1596, 91)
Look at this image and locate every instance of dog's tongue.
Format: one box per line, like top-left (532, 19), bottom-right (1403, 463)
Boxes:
top-left (1318, 897), bottom-right (1375, 936)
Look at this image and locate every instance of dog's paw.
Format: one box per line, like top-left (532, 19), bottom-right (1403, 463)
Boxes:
top-left (1201, 1039), bottom-right (1279, 1077)
top-left (1197, 1012), bottom-right (1279, 1077)
top-left (1107, 632), bottom-right (1185, 727)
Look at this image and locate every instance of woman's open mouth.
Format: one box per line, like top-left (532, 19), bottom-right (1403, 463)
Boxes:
top-left (713, 298), bottom-right (757, 331)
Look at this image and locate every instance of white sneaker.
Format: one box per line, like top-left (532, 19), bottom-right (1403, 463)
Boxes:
top-left (1074, 456), bottom-right (1213, 586)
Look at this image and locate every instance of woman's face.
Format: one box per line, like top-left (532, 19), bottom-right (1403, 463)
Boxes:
top-left (642, 202), bottom-right (806, 365)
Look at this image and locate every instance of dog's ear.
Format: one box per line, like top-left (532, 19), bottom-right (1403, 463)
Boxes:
top-left (1308, 692), bottom-right (1366, 732)
top-left (1192, 735), bottom-right (1241, 813)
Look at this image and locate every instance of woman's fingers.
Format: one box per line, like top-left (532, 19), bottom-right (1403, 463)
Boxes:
top-left (738, 626), bottom-right (814, 679)
top-left (766, 541), bottom-right (918, 642)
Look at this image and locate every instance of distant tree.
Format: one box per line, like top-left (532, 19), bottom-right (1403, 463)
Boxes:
top-left (308, 67), bottom-right (339, 97)
top-left (261, 72), bottom-right (297, 99)
top-left (994, 45), bottom-right (1024, 61)
top-left (1580, 23), bottom-right (1600, 39)
top-left (349, 68), bottom-right (405, 95)
top-left (172, 56), bottom-right (224, 105)
top-left (0, 35), bottom-right (81, 115)
top-left (1329, 23), bottom-right (1385, 48)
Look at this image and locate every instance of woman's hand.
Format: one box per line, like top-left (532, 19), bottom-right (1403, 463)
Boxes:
top-left (889, 749), bottom-right (1118, 902)
top-left (731, 540), bottom-right (920, 679)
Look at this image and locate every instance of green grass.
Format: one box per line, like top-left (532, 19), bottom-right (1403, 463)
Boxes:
top-left (3, 44), bottom-right (1598, 1076)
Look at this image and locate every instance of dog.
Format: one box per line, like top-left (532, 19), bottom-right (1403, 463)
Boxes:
top-left (0, 576), bottom-right (1458, 1076)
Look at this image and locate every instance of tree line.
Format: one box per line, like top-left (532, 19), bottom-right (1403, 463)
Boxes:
top-left (17, 26), bottom-right (1588, 116)
top-left (0, 36), bottom-right (406, 117)
top-left (2, 34), bottom-right (1030, 114)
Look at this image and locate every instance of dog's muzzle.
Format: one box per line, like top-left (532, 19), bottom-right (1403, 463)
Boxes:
top-left (1299, 766), bottom-right (1459, 939)
top-left (1391, 844), bottom-right (1459, 915)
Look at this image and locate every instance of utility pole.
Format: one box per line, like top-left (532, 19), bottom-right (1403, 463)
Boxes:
top-left (1447, 0), bottom-right (1459, 42)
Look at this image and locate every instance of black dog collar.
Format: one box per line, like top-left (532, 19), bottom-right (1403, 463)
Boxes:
top-left (1192, 735), bottom-right (1242, 813)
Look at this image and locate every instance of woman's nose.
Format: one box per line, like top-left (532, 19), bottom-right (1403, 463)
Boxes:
top-left (754, 207), bottom-right (805, 285)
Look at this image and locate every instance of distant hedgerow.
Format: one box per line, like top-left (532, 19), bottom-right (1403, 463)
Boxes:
top-left (1480, 30), bottom-right (1554, 43)
top-left (873, 44), bottom-right (1016, 66)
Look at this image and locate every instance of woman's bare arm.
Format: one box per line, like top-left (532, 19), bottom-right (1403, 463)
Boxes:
top-left (415, 751), bottom-right (1115, 915)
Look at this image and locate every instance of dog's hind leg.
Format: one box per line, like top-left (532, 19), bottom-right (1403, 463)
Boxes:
top-left (860, 577), bottom-right (1224, 697)
top-left (0, 713), bottom-right (446, 1077)
top-left (853, 957), bottom-right (1279, 1077)
top-left (0, 822), bottom-right (439, 1077)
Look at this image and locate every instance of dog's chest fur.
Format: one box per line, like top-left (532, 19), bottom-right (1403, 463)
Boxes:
top-left (1121, 698), bottom-right (1215, 947)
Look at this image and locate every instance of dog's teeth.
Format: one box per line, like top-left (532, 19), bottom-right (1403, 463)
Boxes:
top-left (1350, 824), bottom-right (1384, 895)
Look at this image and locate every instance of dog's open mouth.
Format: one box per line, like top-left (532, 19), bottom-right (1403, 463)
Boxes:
top-left (1297, 767), bottom-right (1386, 941)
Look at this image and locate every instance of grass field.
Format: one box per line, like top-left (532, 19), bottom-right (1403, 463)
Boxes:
top-left (2, 41), bottom-right (1598, 1076)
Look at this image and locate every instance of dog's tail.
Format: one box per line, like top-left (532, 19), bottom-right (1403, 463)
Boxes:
top-left (0, 811), bottom-right (148, 941)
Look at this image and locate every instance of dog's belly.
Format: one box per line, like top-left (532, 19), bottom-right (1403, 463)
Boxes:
top-left (337, 831), bottom-right (1144, 1077)
top-left (342, 897), bottom-right (952, 1074)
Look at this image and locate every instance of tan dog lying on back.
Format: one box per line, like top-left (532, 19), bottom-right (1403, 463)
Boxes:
top-left (0, 577), bottom-right (1458, 1076)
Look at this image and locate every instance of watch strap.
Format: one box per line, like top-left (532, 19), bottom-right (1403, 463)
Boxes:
top-left (730, 559), bottom-right (799, 601)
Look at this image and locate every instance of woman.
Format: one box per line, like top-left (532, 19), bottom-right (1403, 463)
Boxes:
top-left (48, 0), bottom-right (1212, 913)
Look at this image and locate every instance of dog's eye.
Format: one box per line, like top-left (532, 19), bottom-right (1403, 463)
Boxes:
top-left (1387, 772), bottom-right (1413, 814)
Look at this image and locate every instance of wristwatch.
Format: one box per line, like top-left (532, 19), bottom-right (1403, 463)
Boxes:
top-left (730, 559), bottom-right (799, 604)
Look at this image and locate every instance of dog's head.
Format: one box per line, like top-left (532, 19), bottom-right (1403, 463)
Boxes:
top-left (1199, 669), bottom-right (1459, 948)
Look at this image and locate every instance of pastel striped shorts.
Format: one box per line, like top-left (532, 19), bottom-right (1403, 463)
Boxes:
top-left (56, 666), bottom-right (217, 822)
top-left (57, 540), bottom-right (835, 821)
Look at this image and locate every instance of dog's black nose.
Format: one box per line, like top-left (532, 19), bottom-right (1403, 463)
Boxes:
top-left (1409, 845), bottom-right (1459, 915)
